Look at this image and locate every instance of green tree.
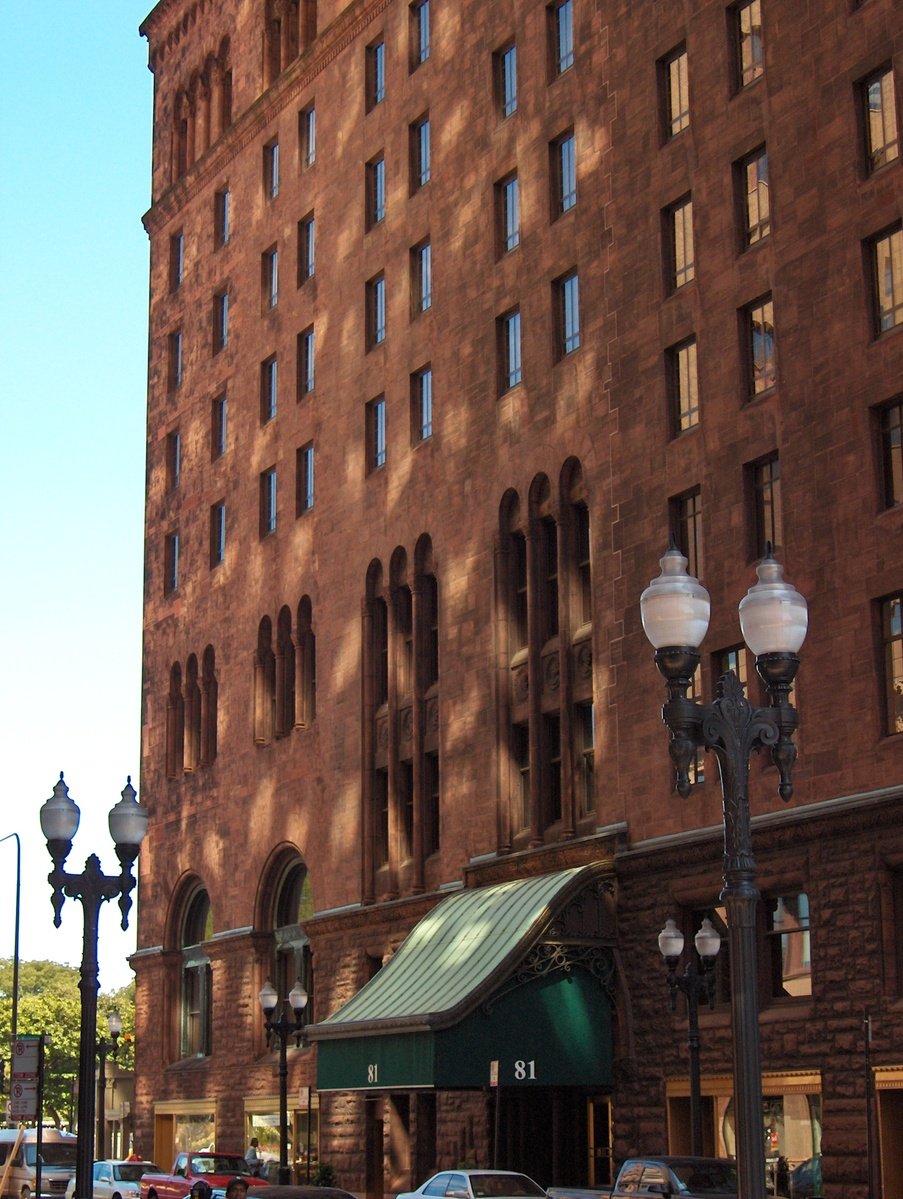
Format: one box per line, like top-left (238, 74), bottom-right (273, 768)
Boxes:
top-left (0, 959), bottom-right (135, 1128)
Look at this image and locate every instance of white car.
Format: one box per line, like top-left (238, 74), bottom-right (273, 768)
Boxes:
top-left (397, 1171), bottom-right (547, 1199)
top-left (64, 1161), bottom-right (161, 1199)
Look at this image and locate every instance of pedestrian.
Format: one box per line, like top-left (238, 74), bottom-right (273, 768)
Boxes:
top-left (189, 1181), bottom-right (212, 1199)
top-left (244, 1138), bottom-right (261, 1176)
top-left (226, 1179), bottom-right (250, 1199)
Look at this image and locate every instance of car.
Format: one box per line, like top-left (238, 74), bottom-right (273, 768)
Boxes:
top-left (65, 1162), bottom-right (161, 1199)
top-left (788, 1156), bottom-right (821, 1199)
top-left (397, 1170), bottom-right (547, 1199)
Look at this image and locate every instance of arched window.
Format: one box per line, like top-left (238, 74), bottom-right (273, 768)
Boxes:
top-left (255, 617), bottom-right (276, 744)
top-left (180, 888), bottom-right (212, 1058)
top-left (201, 645), bottom-right (218, 766)
top-left (531, 476), bottom-right (559, 644)
top-left (276, 606), bottom-right (295, 737)
top-left (166, 663), bottom-right (185, 777)
top-left (272, 860), bottom-right (314, 1026)
top-left (297, 596), bottom-right (316, 727)
top-left (185, 654), bottom-right (202, 771)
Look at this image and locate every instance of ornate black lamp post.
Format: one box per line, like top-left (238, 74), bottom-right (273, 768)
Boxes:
top-left (640, 545), bottom-right (808, 1199)
top-left (96, 1011), bottom-right (122, 1160)
top-left (40, 774), bottom-right (148, 1199)
top-left (258, 979), bottom-right (309, 1185)
top-left (658, 916), bottom-right (721, 1156)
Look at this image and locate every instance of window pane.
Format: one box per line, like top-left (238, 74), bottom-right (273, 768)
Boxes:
top-left (743, 149), bottom-right (770, 244)
top-left (865, 70), bottom-right (899, 172)
top-left (749, 297), bottom-right (776, 394)
top-left (667, 49), bottom-right (689, 136)
top-left (874, 227), bottom-right (903, 333)
top-left (881, 402), bottom-right (903, 508)
top-left (554, 0), bottom-right (574, 74)
top-left (671, 198), bottom-right (695, 288)
top-left (883, 594), bottom-right (903, 735)
top-left (737, 0), bottom-right (764, 87)
top-left (672, 338), bottom-right (699, 434)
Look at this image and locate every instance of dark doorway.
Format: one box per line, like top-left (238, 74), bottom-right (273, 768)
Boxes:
top-left (493, 1089), bottom-right (610, 1187)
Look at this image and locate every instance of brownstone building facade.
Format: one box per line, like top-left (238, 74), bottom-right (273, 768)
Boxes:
top-left (135, 1), bottom-right (903, 1196)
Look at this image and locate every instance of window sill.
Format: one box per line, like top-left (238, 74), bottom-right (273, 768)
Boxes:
top-left (759, 999), bottom-right (813, 1024)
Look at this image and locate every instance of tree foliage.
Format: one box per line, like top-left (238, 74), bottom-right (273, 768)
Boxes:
top-left (0, 959), bottom-right (135, 1128)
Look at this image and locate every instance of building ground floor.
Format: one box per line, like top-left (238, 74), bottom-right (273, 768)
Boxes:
top-left (133, 788), bottom-right (903, 1199)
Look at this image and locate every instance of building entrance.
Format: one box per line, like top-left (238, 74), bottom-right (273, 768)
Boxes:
top-left (494, 1090), bottom-right (611, 1188)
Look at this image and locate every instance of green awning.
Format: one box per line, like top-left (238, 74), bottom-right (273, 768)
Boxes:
top-left (308, 863), bottom-right (615, 1092)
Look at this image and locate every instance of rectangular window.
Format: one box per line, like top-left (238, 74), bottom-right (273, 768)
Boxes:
top-left (746, 295), bottom-right (776, 395)
top-left (412, 365), bottom-right (433, 442)
top-left (881, 593), bottom-right (903, 735)
top-left (260, 467), bottom-right (277, 536)
top-left (261, 355), bottom-right (278, 422)
top-left (263, 246), bottom-right (278, 308)
top-left (412, 241), bottom-right (432, 313)
top-left (367, 154), bottom-right (386, 228)
top-left (169, 330), bottom-right (183, 390)
top-left (368, 39), bottom-right (386, 109)
top-left (213, 291), bottom-right (229, 352)
top-left (750, 454), bottom-right (783, 555)
top-left (739, 147), bottom-right (770, 245)
top-left (367, 395), bottom-right (387, 471)
top-left (668, 196), bottom-right (695, 289)
top-left (498, 308), bottom-right (522, 392)
top-left (863, 68), bottom-right (899, 173)
top-left (544, 713), bottom-right (563, 824)
top-left (298, 214), bottom-right (315, 282)
top-left (879, 399), bottom-right (903, 509)
top-left (496, 43), bottom-right (517, 119)
top-left (374, 768), bottom-right (389, 865)
top-left (164, 531), bottom-right (180, 594)
top-left (170, 232), bottom-right (184, 291)
top-left (766, 892), bottom-right (811, 999)
top-left (215, 189), bottom-right (230, 246)
top-left (411, 0), bottom-right (429, 68)
top-left (575, 501), bottom-right (592, 625)
top-left (367, 274), bottom-right (387, 348)
top-left (513, 723), bottom-right (530, 830)
top-left (411, 115), bottom-right (431, 190)
top-left (669, 337), bottom-right (699, 436)
top-left (734, 0), bottom-right (764, 89)
top-left (297, 442), bottom-right (315, 513)
top-left (553, 130), bottom-right (577, 216)
top-left (671, 487), bottom-right (703, 580)
top-left (212, 394), bottom-right (227, 459)
top-left (551, 0), bottom-right (574, 76)
top-left (872, 225), bottom-right (903, 334)
top-left (539, 514), bottom-right (559, 642)
top-left (717, 644), bottom-right (749, 687)
top-left (300, 105), bottom-right (316, 168)
top-left (577, 701), bottom-right (595, 816)
top-left (556, 270), bottom-right (580, 357)
top-left (497, 173), bottom-right (520, 254)
top-left (210, 501), bottom-right (226, 568)
top-left (298, 326), bottom-right (315, 396)
top-left (166, 430), bottom-right (181, 491)
top-left (424, 751), bottom-right (440, 857)
top-left (662, 46), bottom-right (689, 138)
top-left (264, 140), bottom-right (280, 199)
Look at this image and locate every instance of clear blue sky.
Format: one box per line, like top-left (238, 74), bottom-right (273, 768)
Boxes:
top-left (0, 4), bottom-right (153, 991)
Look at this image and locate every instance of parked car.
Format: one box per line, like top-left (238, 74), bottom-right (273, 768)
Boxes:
top-left (0, 1128), bottom-right (78, 1199)
top-left (65, 1162), bottom-right (160, 1199)
top-left (553, 1157), bottom-right (738, 1199)
top-left (397, 1171), bottom-right (547, 1199)
top-left (788, 1156), bottom-right (821, 1199)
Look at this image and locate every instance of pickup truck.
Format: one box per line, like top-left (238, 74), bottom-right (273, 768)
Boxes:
top-left (548, 1155), bottom-right (738, 1199)
top-left (140, 1154), bottom-right (267, 1199)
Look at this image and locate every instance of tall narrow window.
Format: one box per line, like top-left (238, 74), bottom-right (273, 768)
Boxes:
top-left (297, 442), bottom-right (315, 513)
top-left (553, 131), bottom-right (577, 215)
top-left (499, 308), bottom-right (522, 392)
top-left (574, 501), bottom-right (592, 626)
top-left (556, 271), bottom-right (580, 357)
top-left (687, 663), bottom-right (705, 785)
top-left (717, 644), bottom-right (749, 688)
top-left (298, 214), bottom-right (315, 282)
top-left (210, 501), bottom-right (226, 568)
top-left (367, 154), bottom-right (386, 228)
top-left (543, 713), bottom-right (562, 824)
top-left (669, 338), bottom-right (699, 435)
top-left (213, 291), bottom-right (229, 351)
top-left (212, 394), bottom-right (227, 459)
top-left (411, 0), bottom-right (429, 68)
top-left (412, 365), bottom-right (433, 443)
top-left (538, 514), bottom-right (559, 642)
top-left (513, 723), bottom-right (530, 830)
top-left (368, 39), bottom-right (386, 109)
top-left (882, 593), bottom-right (903, 735)
top-left (879, 400), bottom-right (903, 509)
top-left (367, 274), bottom-right (387, 348)
top-left (734, 0), bottom-right (763, 89)
top-left (512, 531), bottom-right (528, 651)
top-left (746, 295), bottom-right (776, 395)
top-left (260, 467), bottom-right (277, 536)
top-left (301, 105), bottom-right (316, 168)
top-left (367, 396), bottom-right (387, 471)
top-left (166, 430), bottom-right (182, 491)
top-left (170, 232), bottom-right (184, 291)
top-left (264, 140), bottom-right (280, 199)
top-left (497, 174), bottom-right (520, 254)
top-left (263, 246), bottom-right (279, 308)
top-left (766, 893), bottom-right (811, 999)
top-left (424, 751), bottom-right (440, 856)
top-left (872, 225), bottom-right (903, 334)
top-left (164, 531), bottom-right (180, 595)
top-left (739, 147), bottom-right (770, 245)
top-left (298, 327), bottom-right (315, 396)
top-left (577, 702), bottom-right (595, 816)
top-left (411, 116), bottom-right (431, 190)
top-left (180, 890), bottom-right (212, 1058)
top-left (215, 189), bottom-right (230, 246)
top-left (412, 241), bottom-right (432, 313)
top-left (671, 488), bottom-right (703, 580)
top-left (551, 0), bottom-right (574, 76)
top-left (750, 455), bottom-right (782, 556)
top-left (496, 43), bottom-right (517, 119)
top-left (662, 47), bottom-right (689, 138)
top-left (169, 330), bottom-right (183, 390)
top-left (863, 68), bottom-right (899, 173)
top-left (261, 355), bottom-right (278, 422)
top-left (668, 196), bottom-right (695, 289)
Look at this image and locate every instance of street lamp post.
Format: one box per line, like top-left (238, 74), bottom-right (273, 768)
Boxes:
top-left (658, 916), bottom-right (721, 1157)
top-left (40, 774), bottom-right (148, 1199)
top-left (96, 1012), bottom-right (122, 1161)
top-left (640, 545), bottom-right (807, 1199)
top-left (258, 979), bottom-right (309, 1185)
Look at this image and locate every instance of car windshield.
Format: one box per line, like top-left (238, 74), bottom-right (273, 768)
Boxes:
top-left (469, 1175), bottom-right (546, 1198)
top-left (115, 1165), bottom-right (159, 1182)
top-left (26, 1145), bottom-right (78, 1168)
top-left (669, 1163), bottom-right (738, 1194)
top-left (191, 1159), bottom-right (253, 1176)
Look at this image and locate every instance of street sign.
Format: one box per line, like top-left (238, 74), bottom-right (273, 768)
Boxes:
top-left (10, 1080), bottom-right (38, 1119)
top-left (12, 1038), bottom-right (41, 1079)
